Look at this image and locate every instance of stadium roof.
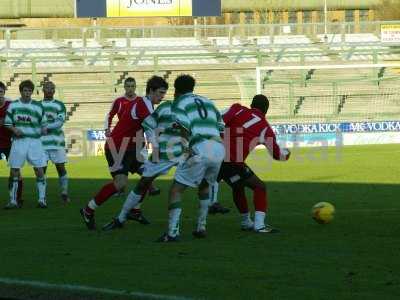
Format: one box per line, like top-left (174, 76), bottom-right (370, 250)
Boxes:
top-left (0, 0), bottom-right (382, 19)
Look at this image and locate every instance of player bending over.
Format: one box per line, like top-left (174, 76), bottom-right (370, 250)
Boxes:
top-left (158, 74), bottom-right (225, 242)
top-left (41, 81), bottom-right (70, 203)
top-left (102, 97), bottom-right (188, 230)
top-left (80, 76), bottom-right (168, 230)
top-left (218, 94), bottom-right (290, 233)
top-left (4, 80), bottom-right (48, 208)
top-left (104, 76), bottom-right (160, 197)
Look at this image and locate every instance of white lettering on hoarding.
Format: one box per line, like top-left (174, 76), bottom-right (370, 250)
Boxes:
top-left (128, 0), bottom-right (173, 7)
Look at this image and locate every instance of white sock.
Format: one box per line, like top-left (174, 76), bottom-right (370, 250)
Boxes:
top-left (118, 191), bottom-right (142, 223)
top-left (88, 199), bottom-right (98, 211)
top-left (197, 198), bottom-right (210, 231)
top-left (254, 211), bottom-right (266, 230)
top-left (9, 177), bottom-right (19, 205)
top-left (59, 174), bottom-right (68, 195)
top-left (37, 177), bottom-right (47, 203)
top-left (241, 213), bottom-right (253, 227)
top-left (208, 182), bottom-right (219, 206)
top-left (168, 206), bottom-right (182, 237)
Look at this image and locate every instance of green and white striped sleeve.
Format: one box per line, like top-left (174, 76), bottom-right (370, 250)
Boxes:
top-left (47, 101), bottom-right (66, 130)
top-left (39, 104), bottom-right (48, 128)
top-left (172, 98), bottom-right (191, 132)
top-left (142, 110), bottom-right (159, 147)
top-left (4, 104), bottom-right (14, 127)
top-left (57, 101), bottom-right (66, 124)
top-left (216, 108), bottom-right (225, 132)
top-left (142, 111), bottom-right (158, 132)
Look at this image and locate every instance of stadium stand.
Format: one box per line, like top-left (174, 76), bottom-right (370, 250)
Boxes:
top-left (1, 22), bottom-right (400, 154)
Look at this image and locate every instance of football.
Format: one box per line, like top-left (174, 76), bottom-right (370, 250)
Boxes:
top-left (311, 202), bottom-right (335, 224)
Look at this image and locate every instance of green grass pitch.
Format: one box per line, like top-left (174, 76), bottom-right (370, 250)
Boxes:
top-left (0, 144), bottom-right (399, 300)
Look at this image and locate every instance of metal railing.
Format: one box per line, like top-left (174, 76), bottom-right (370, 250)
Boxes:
top-left (1, 20), bottom-right (399, 45)
top-left (1, 46), bottom-right (399, 90)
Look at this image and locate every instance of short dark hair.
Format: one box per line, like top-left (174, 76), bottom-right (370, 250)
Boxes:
top-left (124, 77), bottom-right (136, 85)
top-left (146, 75), bottom-right (168, 94)
top-left (19, 80), bottom-right (35, 92)
top-left (0, 81), bottom-right (6, 91)
top-left (42, 81), bottom-right (55, 88)
top-left (251, 94), bottom-right (269, 114)
top-left (174, 74), bottom-right (195, 95)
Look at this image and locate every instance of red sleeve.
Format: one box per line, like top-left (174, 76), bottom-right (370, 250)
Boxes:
top-left (222, 103), bottom-right (243, 125)
top-left (104, 98), bottom-right (120, 130)
top-left (136, 98), bottom-right (152, 122)
top-left (261, 122), bottom-right (285, 161)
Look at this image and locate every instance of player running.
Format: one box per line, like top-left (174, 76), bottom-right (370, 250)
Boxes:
top-left (102, 97), bottom-right (187, 230)
top-left (218, 94), bottom-right (290, 233)
top-left (80, 76), bottom-right (168, 230)
top-left (41, 81), bottom-right (70, 203)
top-left (0, 81), bottom-right (24, 207)
top-left (4, 80), bottom-right (48, 209)
top-left (158, 74), bottom-right (225, 242)
top-left (104, 76), bottom-right (160, 197)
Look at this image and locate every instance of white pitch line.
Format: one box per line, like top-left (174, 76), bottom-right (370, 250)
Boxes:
top-left (0, 277), bottom-right (193, 300)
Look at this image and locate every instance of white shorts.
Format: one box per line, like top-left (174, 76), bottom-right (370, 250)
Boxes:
top-left (174, 140), bottom-right (225, 188)
top-left (45, 149), bottom-right (67, 164)
top-left (8, 138), bottom-right (47, 169)
top-left (142, 159), bottom-right (178, 178)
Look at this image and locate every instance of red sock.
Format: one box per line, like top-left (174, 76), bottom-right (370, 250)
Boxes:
top-left (17, 179), bottom-right (23, 203)
top-left (93, 182), bottom-right (118, 206)
top-left (232, 186), bottom-right (248, 214)
top-left (253, 186), bottom-right (267, 212)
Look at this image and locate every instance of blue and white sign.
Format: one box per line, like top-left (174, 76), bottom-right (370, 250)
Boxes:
top-left (87, 120), bottom-right (400, 149)
top-left (87, 130), bottom-right (107, 141)
top-left (272, 121), bottom-right (400, 135)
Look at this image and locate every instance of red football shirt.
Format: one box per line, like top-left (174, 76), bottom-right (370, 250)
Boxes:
top-left (223, 103), bottom-right (287, 163)
top-left (104, 95), bottom-right (138, 130)
top-left (106, 96), bottom-right (153, 150)
top-left (0, 99), bottom-right (12, 149)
